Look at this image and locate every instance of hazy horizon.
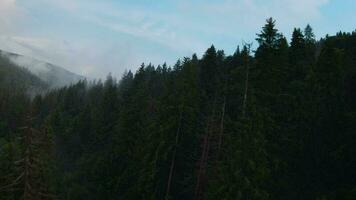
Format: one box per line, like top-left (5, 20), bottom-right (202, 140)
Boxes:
top-left (1, 0), bottom-right (355, 79)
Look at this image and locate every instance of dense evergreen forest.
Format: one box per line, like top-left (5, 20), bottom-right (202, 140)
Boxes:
top-left (1, 18), bottom-right (356, 199)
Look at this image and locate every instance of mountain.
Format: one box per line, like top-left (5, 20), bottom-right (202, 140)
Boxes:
top-left (0, 51), bottom-right (47, 95)
top-left (0, 49), bottom-right (85, 89)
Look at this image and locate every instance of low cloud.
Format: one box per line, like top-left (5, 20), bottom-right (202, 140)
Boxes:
top-left (0, 0), bottom-right (25, 34)
top-left (0, 0), bottom-right (332, 79)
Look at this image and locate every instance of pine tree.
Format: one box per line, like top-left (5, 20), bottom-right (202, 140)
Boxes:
top-left (290, 28), bottom-right (307, 80)
top-left (304, 24), bottom-right (316, 44)
top-left (256, 17), bottom-right (281, 50)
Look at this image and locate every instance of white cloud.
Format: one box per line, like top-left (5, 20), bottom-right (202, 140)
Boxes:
top-left (0, 0), bottom-right (25, 34)
top-left (74, 0), bottom-right (330, 54)
top-left (0, 0), bottom-right (17, 14)
top-left (41, 0), bottom-right (207, 53)
top-left (0, 34), bottom-right (159, 79)
top-left (178, 0), bottom-right (329, 31)
top-left (0, 0), bottom-right (332, 79)
top-left (0, 35), bottom-right (78, 70)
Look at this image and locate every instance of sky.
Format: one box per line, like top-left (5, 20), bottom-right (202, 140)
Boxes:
top-left (0, 0), bottom-right (355, 79)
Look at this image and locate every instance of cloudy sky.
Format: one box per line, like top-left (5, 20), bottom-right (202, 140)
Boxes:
top-left (0, 0), bottom-right (355, 78)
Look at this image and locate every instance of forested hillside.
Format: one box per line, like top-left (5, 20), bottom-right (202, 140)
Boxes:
top-left (0, 53), bottom-right (48, 94)
top-left (1, 18), bottom-right (356, 199)
top-left (0, 50), bottom-right (85, 89)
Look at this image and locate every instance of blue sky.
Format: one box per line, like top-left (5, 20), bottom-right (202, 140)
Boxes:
top-left (0, 0), bottom-right (355, 78)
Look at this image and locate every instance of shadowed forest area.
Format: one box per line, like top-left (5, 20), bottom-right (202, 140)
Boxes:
top-left (1, 18), bottom-right (356, 199)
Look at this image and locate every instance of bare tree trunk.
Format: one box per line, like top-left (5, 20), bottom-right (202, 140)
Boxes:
top-left (195, 96), bottom-right (217, 200)
top-left (242, 46), bottom-right (251, 118)
top-left (195, 123), bottom-right (211, 200)
top-left (165, 109), bottom-right (183, 199)
top-left (23, 120), bottom-right (34, 200)
top-left (0, 114), bottom-right (55, 200)
top-left (217, 96), bottom-right (226, 156)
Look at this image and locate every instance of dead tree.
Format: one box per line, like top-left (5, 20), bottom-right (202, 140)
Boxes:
top-left (242, 43), bottom-right (252, 118)
top-left (195, 44), bottom-right (251, 199)
top-left (195, 97), bottom-right (218, 200)
top-left (0, 115), bottom-right (55, 200)
top-left (165, 109), bottom-right (184, 199)
top-left (217, 96), bottom-right (226, 157)
top-left (217, 68), bottom-right (228, 157)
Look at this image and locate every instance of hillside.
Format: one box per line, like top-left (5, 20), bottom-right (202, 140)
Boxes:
top-left (0, 50), bottom-right (85, 89)
top-left (0, 52), bottom-right (47, 94)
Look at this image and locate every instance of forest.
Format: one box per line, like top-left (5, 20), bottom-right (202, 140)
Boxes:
top-left (1, 18), bottom-right (356, 199)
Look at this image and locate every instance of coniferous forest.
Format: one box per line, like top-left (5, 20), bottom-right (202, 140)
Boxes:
top-left (1, 18), bottom-right (356, 199)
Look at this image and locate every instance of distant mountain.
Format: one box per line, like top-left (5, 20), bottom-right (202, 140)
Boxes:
top-left (0, 49), bottom-right (85, 89)
top-left (0, 52), bottom-right (47, 96)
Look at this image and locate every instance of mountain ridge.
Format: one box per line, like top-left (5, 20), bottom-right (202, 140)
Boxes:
top-left (0, 49), bottom-right (85, 89)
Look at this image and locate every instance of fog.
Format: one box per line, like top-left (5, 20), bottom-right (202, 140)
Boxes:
top-left (0, 50), bottom-right (85, 88)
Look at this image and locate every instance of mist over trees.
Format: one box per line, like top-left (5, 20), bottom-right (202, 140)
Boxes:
top-left (1, 18), bottom-right (356, 199)
top-left (0, 50), bottom-right (85, 89)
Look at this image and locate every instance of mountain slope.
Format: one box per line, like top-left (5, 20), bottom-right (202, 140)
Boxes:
top-left (0, 49), bottom-right (85, 88)
top-left (0, 52), bottom-right (47, 94)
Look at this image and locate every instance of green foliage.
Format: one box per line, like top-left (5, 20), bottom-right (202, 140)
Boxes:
top-left (1, 19), bottom-right (356, 199)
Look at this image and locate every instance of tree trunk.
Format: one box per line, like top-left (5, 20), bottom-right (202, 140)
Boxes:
top-left (165, 109), bottom-right (183, 199)
top-left (195, 96), bottom-right (217, 200)
top-left (242, 60), bottom-right (250, 118)
top-left (217, 96), bottom-right (226, 156)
